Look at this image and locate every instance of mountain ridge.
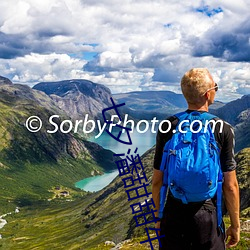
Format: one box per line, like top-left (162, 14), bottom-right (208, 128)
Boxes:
top-left (0, 80), bottom-right (118, 213)
top-left (0, 76), bottom-right (12, 85)
top-left (213, 94), bottom-right (250, 152)
top-left (33, 79), bottom-right (115, 121)
top-left (3, 76), bottom-right (250, 152)
top-left (213, 94), bottom-right (250, 125)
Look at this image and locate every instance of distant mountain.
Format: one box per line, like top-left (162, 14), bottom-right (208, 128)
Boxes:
top-left (213, 94), bottom-right (250, 125)
top-left (33, 79), bottom-right (115, 121)
top-left (0, 75), bottom-right (12, 85)
top-left (114, 90), bottom-right (225, 120)
top-left (234, 108), bottom-right (250, 152)
top-left (209, 100), bottom-right (225, 110)
top-left (114, 91), bottom-right (249, 151)
top-left (6, 77), bottom-right (250, 151)
top-left (32, 81), bottom-right (225, 122)
top-left (114, 91), bottom-right (186, 119)
top-left (0, 81), bottom-right (117, 212)
top-left (213, 95), bottom-right (250, 152)
top-left (32, 80), bottom-right (249, 151)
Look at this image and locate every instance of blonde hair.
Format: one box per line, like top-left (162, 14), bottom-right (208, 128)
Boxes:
top-left (181, 68), bottom-right (214, 104)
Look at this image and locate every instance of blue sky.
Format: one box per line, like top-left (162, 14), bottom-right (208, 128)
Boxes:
top-left (0, 0), bottom-right (249, 102)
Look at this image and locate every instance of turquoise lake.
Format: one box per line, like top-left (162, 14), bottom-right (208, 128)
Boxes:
top-left (75, 128), bottom-right (156, 192)
top-left (75, 170), bottom-right (119, 192)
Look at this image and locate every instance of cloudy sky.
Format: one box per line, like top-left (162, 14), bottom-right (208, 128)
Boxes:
top-left (0, 0), bottom-right (249, 102)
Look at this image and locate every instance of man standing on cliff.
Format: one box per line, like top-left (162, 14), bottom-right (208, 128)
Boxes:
top-left (152, 68), bottom-right (240, 249)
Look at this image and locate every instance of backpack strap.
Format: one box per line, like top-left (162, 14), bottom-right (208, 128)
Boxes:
top-left (200, 112), bottom-right (223, 229)
top-left (174, 111), bottom-right (189, 122)
top-left (159, 143), bottom-right (171, 219)
top-left (158, 112), bottom-right (188, 218)
top-left (200, 112), bottom-right (223, 230)
top-left (159, 183), bottom-right (168, 219)
top-left (200, 112), bottom-right (217, 120)
top-left (217, 169), bottom-right (223, 231)
top-left (159, 111), bottom-right (191, 218)
top-left (174, 111), bottom-right (218, 126)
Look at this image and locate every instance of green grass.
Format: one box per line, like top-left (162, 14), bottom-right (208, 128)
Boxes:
top-left (224, 217), bottom-right (250, 250)
top-left (1, 208), bottom-right (248, 250)
top-left (0, 198), bottom-right (87, 250)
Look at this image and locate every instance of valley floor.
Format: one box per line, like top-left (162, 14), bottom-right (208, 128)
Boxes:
top-left (0, 198), bottom-right (249, 250)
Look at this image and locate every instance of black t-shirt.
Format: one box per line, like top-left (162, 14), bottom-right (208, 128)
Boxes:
top-left (153, 110), bottom-right (237, 172)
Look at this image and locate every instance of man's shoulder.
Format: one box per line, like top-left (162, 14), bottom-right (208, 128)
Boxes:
top-left (159, 115), bottom-right (179, 133)
top-left (164, 115), bottom-right (179, 122)
top-left (211, 116), bottom-right (234, 134)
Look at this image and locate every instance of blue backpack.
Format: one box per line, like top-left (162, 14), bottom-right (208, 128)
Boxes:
top-left (159, 111), bottom-right (223, 228)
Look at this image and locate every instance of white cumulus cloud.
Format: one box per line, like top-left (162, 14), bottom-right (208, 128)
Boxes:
top-left (0, 0), bottom-right (249, 101)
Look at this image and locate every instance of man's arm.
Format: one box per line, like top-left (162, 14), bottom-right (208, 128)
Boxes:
top-left (152, 169), bottom-right (163, 228)
top-left (223, 170), bottom-right (240, 248)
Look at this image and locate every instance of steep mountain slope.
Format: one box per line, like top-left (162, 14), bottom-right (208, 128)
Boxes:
top-left (234, 109), bottom-right (250, 152)
top-left (0, 81), bottom-right (117, 212)
top-left (77, 147), bottom-right (250, 248)
top-left (235, 148), bottom-right (250, 213)
top-left (212, 95), bottom-right (250, 152)
top-left (33, 79), bottom-right (115, 121)
top-left (213, 94), bottom-right (250, 125)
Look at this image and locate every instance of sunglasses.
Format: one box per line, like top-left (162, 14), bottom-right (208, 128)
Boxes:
top-left (203, 83), bottom-right (218, 95)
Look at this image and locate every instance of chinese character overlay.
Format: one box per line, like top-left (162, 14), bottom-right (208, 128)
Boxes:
top-left (140, 228), bottom-right (165, 249)
top-left (102, 97), bottom-right (132, 144)
top-left (102, 100), bottom-right (162, 249)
